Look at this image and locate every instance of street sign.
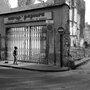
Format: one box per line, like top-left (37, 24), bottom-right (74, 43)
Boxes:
top-left (57, 27), bottom-right (64, 32)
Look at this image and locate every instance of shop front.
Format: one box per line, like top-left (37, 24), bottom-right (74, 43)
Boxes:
top-left (0, 3), bottom-right (70, 67)
top-left (4, 11), bottom-right (52, 64)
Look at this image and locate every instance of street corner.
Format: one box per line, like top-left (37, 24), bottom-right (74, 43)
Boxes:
top-left (74, 57), bottom-right (90, 69)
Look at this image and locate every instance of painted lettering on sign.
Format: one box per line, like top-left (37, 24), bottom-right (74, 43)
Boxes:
top-left (4, 12), bottom-right (52, 24)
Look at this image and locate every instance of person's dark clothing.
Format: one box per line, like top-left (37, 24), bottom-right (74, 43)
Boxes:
top-left (84, 41), bottom-right (88, 48)
top-left (13, 49), bottom-right (18, 64)
top-left (13, 50), bottom-right (17, 56)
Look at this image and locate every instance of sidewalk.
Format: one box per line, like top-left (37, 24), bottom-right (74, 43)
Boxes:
top-left (0, 57), bottom-right (90, 72)
top-left (74, 57), bottom-right (90, 68)
top-left (0, 60), bottom-right (69, 72)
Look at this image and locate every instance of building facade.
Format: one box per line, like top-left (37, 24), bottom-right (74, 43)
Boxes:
top-left (0, 0), bottom-right (85, 67)
top-left (84, 23), bottom-right (90, 44)
top-left (69, 0), bottom-right (85, 60)
top-left (69, 0), bottom-right (85, 47)
top-left (0, 0), bottom-right (70, 67)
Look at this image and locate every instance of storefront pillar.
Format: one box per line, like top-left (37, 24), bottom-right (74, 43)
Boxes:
top-left (63, 32), bottom-right (70, 67)
top-left (57, 27), bottom-right (64, 67)
top-left (53, 28), bottom-right (56, 65)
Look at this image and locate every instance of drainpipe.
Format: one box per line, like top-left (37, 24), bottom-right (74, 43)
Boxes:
top-left (54, 28), bottom-right (56, 65)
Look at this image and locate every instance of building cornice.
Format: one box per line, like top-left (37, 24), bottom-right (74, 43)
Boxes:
top-left (0, 0), bottom-right (70, 15)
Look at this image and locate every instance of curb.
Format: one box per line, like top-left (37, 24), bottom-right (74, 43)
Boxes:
top-left (0, 64), bottom-right (70, 72)
top-left (0, 58), bottom-right (90, 72)
top-left (74, 58), bottom-right (90, 69)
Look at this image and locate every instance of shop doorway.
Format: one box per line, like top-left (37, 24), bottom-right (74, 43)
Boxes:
top-left (6, 26), bottom-right (47, 63)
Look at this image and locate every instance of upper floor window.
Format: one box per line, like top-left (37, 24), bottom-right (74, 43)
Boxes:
top-left (34, 0), bottom-right (47, 4)
top-left (5, 0), bottom-right (18, 8)
top-left (69, 0), bottom-right (77, 8)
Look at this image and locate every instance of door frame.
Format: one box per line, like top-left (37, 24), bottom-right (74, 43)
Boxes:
top-left (5, 25), bottom-right (48, 64)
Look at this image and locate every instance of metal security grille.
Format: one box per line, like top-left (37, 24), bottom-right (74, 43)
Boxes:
top-left (6, 26), bottom-right (47, 63)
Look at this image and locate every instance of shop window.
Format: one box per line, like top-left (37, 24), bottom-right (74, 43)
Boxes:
top-left (72, 23), bottom-right (77, 35)
top-left (70, 21), bottom-right (73, 35)
top-left (70, 36), bottom-right (77, 47)
top-left (74, 8), bottom-right (77, 22)
top-left (69, 9), bottom-right (73, 21)
top-left (6, 26), bottom-right (47, 62)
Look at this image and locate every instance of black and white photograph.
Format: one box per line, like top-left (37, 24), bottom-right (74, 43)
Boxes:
top-left (0, 0), bottom-right (90, 90)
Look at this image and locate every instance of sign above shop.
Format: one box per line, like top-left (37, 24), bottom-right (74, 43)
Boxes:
top-left (4, 12), bottom-right (52, 24)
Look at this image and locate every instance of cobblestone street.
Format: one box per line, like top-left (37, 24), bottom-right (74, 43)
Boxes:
top-left (0, 60), bottom-right (90, 90)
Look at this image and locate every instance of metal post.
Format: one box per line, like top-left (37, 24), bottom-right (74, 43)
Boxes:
top-left (54, 28), bottom-right (56, 65)
top-left (60, 34), bottom-right (63, 67)
top-left (57, 27), bottom-right (64, 67)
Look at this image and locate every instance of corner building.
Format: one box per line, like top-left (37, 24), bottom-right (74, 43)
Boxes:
top-left (0, 0), bottom-right (70, 67)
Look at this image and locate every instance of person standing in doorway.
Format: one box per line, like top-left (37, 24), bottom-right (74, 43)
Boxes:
top-left (13, 46), bottom-right (18, 65)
